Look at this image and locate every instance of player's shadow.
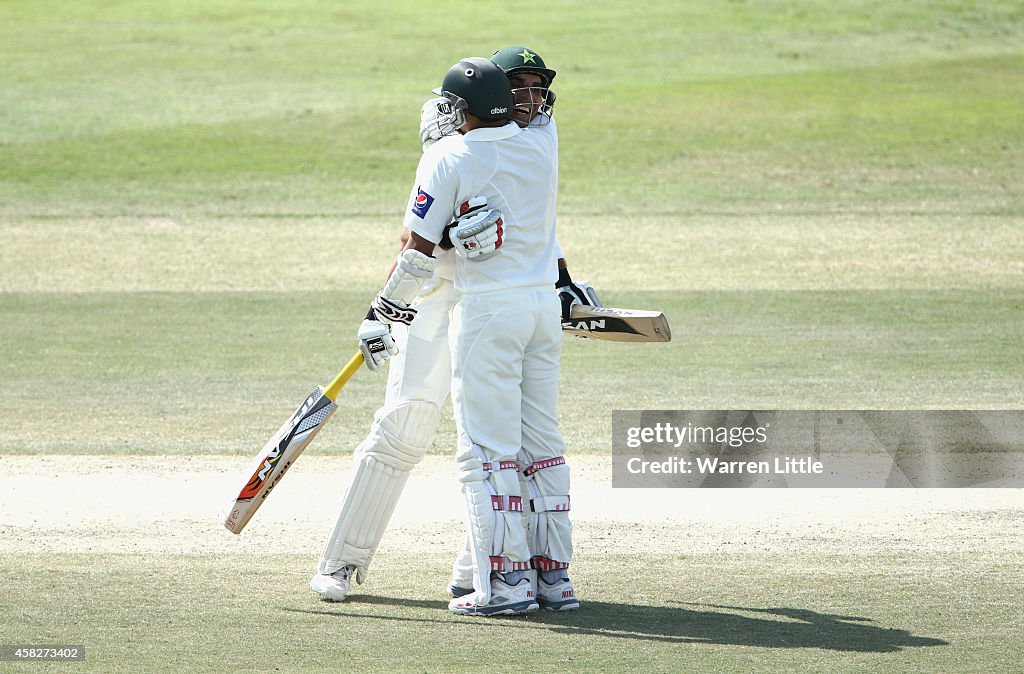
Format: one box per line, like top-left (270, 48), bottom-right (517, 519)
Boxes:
top-left (542, 601), bottom-right (947, 653)
top-left (287, 597), bottom-right (946, 653)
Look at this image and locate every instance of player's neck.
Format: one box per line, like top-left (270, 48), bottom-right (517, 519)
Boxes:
top-left (461, 115), bottom-right (509, 133)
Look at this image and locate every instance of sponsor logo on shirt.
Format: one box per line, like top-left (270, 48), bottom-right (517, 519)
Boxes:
top-left (411, 188), bottom-right (434, 219)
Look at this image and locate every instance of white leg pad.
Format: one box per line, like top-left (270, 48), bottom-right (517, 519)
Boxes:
top-left (449, 534), bottom-right (475, 590)
top-left (318, 400), bottom-right (440, 582)
top-left (519, 454), bottom-right (573, 569)
top-left (458, 443), bottom-right (531, 605)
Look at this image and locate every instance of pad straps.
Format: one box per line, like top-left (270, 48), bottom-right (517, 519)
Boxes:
top-left (522, 456), bottom-right (571, 513)
top-left (531, 556), bottom-right (570, 571)
top-left (523, 456), bottom-right (565, 476)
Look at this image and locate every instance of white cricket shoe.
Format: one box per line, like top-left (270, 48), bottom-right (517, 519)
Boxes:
top-left (310, 565), bottom-right (354, 602)
top-left (537, 571), bottom-right (580, 611)
top-left (448, 571), bottom-right (539, 616)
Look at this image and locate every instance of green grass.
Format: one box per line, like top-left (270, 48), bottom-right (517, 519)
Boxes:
top-left (1, 552), bottom-right (1021, 672)
top-left (2, 1), bottom-right (1023, 217)
top-left (1, 286), bottom-right (1020, 455)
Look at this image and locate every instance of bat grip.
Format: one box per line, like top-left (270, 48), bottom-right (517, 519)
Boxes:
top-left (324, 351), bottom-right (364, 400)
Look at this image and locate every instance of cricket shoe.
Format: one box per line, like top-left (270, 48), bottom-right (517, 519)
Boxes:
top-left (448, 583), bottom-right (473, 598)
top-left (448, 571), bottom-right (539, 616)
top-left (537, 571), bottom-right (580, 611)
top-left (310, 565), bottom-right (354, 602)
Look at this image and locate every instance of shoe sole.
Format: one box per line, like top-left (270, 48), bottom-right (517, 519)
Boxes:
top-left (539, 599), bottom-right (580, 611)
top-left (450, 600), bottom-right (539, 616)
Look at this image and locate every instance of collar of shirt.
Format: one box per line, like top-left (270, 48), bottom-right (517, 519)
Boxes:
top-left (462, 121), bottom-right (521, 142)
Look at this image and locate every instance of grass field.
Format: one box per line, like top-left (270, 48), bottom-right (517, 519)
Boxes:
top-left (1, 0), bottom-right (1023, 671)
top-left (3, 551), bottom-right (1021, 672)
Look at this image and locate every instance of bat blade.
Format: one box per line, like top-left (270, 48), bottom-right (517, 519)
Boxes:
top-left (223, 351), bottom-right (363, 534)
top-left (563, 306), bottom-right (672, 342)
top-left (223, 387), bottom-right (337, 534)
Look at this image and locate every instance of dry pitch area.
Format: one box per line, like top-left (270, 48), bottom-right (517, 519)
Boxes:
top-left (5, 455), bottom-right (1021, 561)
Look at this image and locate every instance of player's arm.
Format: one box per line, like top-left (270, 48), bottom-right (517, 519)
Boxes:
top-left (417, 100), bottom-right (504, 259)
top-left (556, 257), bottom-right (602, 323)
top-left (358, 144), bottom-right (458, 372)
top-left (418, 99), bottom-right (503, 259)
top-left (552, 234), bottom-right (601, 321)
top-left (358, 233), bottom-right (438, 372)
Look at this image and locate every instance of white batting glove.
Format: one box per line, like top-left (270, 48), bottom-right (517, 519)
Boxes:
top-left (419, 97), bottom-right (463, 151)
top-left (371, 293), bottom-right (417, 326)
top-left (439, 196), bottom-right (504, 261)
top-left (358, 318), bottom-right (397, 371)
top-left (451, 209), bottom-right (504, 261)
top-left (557, 280), bottom-right (602, 322)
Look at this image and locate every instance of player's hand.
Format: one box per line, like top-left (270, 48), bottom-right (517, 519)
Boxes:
top-left (358, 318), bottom-right (397, 371)
top-left (450, 207), bottom-right (504, 261)
top-left (419, 97), bottom-right (463, 151)
top-left (557, 280), bottom-right (602, 322)
top-left (439, 196), bottom-right (503, 260)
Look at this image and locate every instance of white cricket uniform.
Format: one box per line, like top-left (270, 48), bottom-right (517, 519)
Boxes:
top-left (316, 251), bottom-right (457, 583)
top-left (405, 120), bottom-right (572, 601)
top-left (317, 118), bottom-right (572, 595)
top-left (392, 116), bottom-right (562, 431)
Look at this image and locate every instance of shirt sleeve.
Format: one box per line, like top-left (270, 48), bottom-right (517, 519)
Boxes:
top-left (402, 149), bottom-right (459, 245)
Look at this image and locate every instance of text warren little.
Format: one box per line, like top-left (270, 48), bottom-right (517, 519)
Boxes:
top-left (627, 456), bottom-right (824, 475)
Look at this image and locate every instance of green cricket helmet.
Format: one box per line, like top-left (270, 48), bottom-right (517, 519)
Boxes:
top-left (490, 46), bottom-right (557, 87)
top-left (491, 46), bottom-right (556, 126)
top-left (437, 57), bottom-right (514, 122)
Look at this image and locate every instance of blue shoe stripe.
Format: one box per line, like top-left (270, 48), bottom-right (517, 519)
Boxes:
top-left (451, 599), bottom-right (539, 616)
top-left (539, 597), bottom-right (580, 611)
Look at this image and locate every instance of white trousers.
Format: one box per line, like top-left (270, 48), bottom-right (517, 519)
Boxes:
top-left (386, 275), bottom-right (460, 409)
top-left (450, 286), bottom-right (566, 463)
top-left (450, 286), bottom-right (568, 597)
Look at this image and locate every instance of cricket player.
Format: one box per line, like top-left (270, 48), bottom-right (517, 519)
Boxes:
top-left (312, 48), bottom-right (591, 615)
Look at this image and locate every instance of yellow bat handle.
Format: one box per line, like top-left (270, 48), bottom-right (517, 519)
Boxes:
top-left (324, 351), bottom-right (365, 401)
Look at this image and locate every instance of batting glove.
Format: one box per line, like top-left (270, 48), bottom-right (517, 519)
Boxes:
top-left (439, 196), bottom-right (504, 261)
top-left (557, 279), bottom-right (602, 323)
top-left (371, 293), bottom-right (417, 326)
top-left (419, 97), bottom-right (464, 151)
top-left (358, 317), bottom-right (397, 371)
top-left (450, 209), bottom-right (504, 261)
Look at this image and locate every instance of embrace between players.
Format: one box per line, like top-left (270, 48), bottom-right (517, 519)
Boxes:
top-left (310, 47), bottom-right (600, 617)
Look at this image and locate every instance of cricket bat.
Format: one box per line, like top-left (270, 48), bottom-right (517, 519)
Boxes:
top-left (562, 306), bottom-right (672, 342)
top-left (223, 351), bottom-right (364, 534)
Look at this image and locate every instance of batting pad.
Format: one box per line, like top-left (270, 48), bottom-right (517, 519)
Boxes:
top-left (318, 400), bottom-right (439, 582)
top-left (520, 454), bottom-right (573, 567)
top-left (457, 443), bottom-right (531, 605)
